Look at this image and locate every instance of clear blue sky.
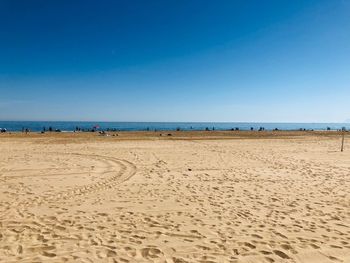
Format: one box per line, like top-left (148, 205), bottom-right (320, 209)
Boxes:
top-left (0, 0), bottom-right (349, 122)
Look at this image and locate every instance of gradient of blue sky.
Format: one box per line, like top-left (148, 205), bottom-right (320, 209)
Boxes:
top-left (0, 0), bottom-right (349, 122)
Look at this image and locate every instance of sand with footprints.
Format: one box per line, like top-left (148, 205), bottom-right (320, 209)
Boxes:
top-left (1, 132), bottom-right (350, 262)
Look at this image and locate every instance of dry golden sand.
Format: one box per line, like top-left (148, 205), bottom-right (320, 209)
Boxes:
top-left (1, 131), bottom-right (350, 263)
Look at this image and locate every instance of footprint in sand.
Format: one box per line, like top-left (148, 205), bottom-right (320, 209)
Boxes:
top-left (141, 247), bottom-right (163, 259)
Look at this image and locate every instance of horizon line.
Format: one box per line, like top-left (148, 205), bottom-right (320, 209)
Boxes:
top-left (0, 120), bottom-right (349, 124)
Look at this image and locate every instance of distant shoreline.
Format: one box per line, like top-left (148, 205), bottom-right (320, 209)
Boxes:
top-left (0, 121), bottom-right (349, 133)
top-left (1, 130), bottom-right (348, 142)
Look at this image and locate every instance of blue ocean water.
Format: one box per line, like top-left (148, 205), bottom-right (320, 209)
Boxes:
top-left (0, 121), bottom-right (349, 132)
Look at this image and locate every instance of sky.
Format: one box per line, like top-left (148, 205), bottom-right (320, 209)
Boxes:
top-left (0, 0), bottom-right (349, 122)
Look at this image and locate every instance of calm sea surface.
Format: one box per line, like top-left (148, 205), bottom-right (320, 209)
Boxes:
top-left (0, 121), bottom-right (349, 132)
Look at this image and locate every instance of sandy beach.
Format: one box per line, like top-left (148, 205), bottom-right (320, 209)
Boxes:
top-left (1, 131), bottom-right (349, 263)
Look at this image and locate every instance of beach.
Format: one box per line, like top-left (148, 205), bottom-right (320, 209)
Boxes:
top-left (1, 131), bottom-right (349, 263)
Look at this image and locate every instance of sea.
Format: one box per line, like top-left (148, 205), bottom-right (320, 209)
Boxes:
top-left (0, 121), bottom-right (349, 132)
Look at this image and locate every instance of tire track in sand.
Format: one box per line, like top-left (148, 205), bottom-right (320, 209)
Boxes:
top-left (25, 152), bottom-right (137, 206)
top-left (0, 152), bottom-right (137, 261)
top-left (1, 152), bottom-right (136, 220)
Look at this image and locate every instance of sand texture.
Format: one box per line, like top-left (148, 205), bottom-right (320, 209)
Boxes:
top-left (1, 132), bottom-right (350, 262)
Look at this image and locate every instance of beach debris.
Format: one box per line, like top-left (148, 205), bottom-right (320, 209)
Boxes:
top-left (99, 131), bottom-right (109, 136)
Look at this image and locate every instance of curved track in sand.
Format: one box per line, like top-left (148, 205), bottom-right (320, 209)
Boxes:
top-left (0, 152), bottom-right (137, 262)
top-left (1, 152), bottom-right (137, 209)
